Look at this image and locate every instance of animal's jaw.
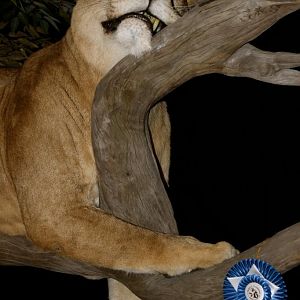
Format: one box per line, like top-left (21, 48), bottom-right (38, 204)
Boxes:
top-left (102, 12), bottom-right (166, 36)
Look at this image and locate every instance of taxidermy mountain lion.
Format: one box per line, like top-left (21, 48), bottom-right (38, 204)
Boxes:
top-left (0, 0), bottom-right (237, 298)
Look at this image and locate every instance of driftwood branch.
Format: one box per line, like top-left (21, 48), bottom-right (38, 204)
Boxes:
top-left (91, 0), bottom-right (300, 297)
top-left (0, 223), bottom-right (299, 299)
top-left (117, 224), bottom-right (300, 299)
top-left (1, 0), bottom-right (300, 298)
top-left (92, 0), bottom-right (300, 231)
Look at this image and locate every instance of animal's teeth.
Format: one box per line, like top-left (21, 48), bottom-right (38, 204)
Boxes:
top-left (140, 11), bottom-right (162, 33)
top-left (152, 18), bottom-right (160, 32)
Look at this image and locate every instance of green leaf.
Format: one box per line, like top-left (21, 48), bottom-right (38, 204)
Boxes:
top-left (32, 13), bottom-right (42, 27)
top-left (18, 0), bottom-right (26, 13)
top-left (8, 31), bottom-right (27, 38)
top-left (61, 1), bottom-right (75, 10)
top-left (40, 19), bottom-right (49, 34)
top-left (40, 9), bottom-right (60, 22)
top-left (25, 4), bottom-right (36, 14)
top-left (18, 11), bottom-right (29, 26)
top-left (32, 1), bottom-right (48, 9)
top-left (58, 10), bottom-right (68, 22)
top-left (44, 16), bottom-right (60, 31)
top-left (18, 37), bottom-right (39, 49)
top-left (26, 24), bottom-right (40, 38)
top-left (10, 16), bottom-right (20, 33)
top-left (9, 0), bottom-right (18, 7)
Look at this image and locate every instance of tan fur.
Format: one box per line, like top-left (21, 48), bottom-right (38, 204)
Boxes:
top-left (0, 68), bottom-right (26, 236)
top-left (0, 1), bottom-right (236, 298)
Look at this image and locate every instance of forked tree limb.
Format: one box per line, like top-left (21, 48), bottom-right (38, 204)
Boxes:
top-left (1, 0), bottom-right (300, 298)
top-left (223, 44), bottom-right (300, 85)
top-left (92, 0), bottom-right (300, 232)
top-left (91, 0), bottom-right (300, 297)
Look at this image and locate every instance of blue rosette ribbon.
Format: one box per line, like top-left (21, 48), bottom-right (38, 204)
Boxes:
top-left (223, 258), bottom-right (287, 300)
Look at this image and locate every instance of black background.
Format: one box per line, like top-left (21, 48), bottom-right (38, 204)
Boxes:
top-left (0, 9), bottom-right (299, 300)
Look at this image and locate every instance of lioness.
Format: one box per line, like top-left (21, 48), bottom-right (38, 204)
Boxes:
top-left (0, 0), bottom-right (237, 299)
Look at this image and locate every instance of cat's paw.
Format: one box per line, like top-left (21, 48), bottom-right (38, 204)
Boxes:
top-left (162, 237), bottom-right (239, 276)
top-left (214, 241), bottom-right (239, 262)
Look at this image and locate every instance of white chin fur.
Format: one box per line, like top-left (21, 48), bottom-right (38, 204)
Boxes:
top-left (115, 18), bottom-right (152, 57)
